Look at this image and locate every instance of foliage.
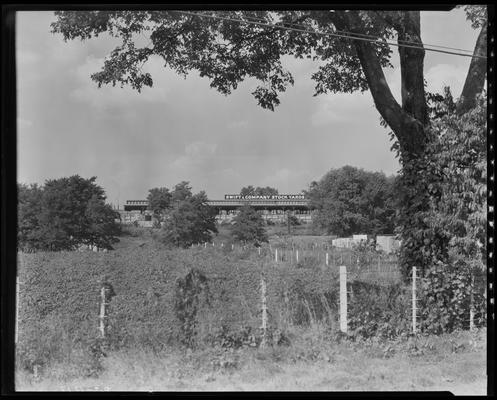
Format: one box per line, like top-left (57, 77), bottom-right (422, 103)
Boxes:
top-left (161, 190), bottom-right (218, 248)
top-left (397, 91), bottom-right (486, 276)
top-left (394, 91), bottom-right (486, 333)
top-left (50, 10), bottom-right (393, 111)
top-left (174, 269), bottom-right (210, 349)
top-left (146, 187), bottom-right (171, 221)
top-left (17, 183), bottom-right (44, 251)
top-left (306, 166), bottom-right (396, 236)
top-left (50, 9), bottom-right (485, 159)
top-left (418, 263), bottom-right (486, 335)
top-left (17, 176), bottom-right (120, 251)
top-left (230, 205), bottom-right (268, 244)
top-left (348, 281), bottom-right (411, 340)
top-left (428, 92), bottom-right (486, 273)
top-left (17, 245), bottom-right (345, 373)
top-left (240, 186), bottom-right (278, 197)
top-left (171, 181), bottom-right (193, 203)
top-left (287, 214), bottom-right (301, 226)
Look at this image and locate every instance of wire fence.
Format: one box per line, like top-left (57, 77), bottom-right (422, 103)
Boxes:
top-left (16, 246), bottom-right (487, 359)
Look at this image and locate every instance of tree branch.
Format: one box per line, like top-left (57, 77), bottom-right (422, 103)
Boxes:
top-left (456, 22), bottom-right (487, 115)
top-left (332, 11), bottom-right (426, 154)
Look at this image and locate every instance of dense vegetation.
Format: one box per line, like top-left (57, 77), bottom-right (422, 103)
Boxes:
top-left (17, 176), bottom-right (120, 251)
top-left (147, 181), bottom-right (218, 247)
top-left (306, 166), bottom-right (397, 236)
top-left (239, 186), bottom-right (279, 197)
top-left (230, 205), bottom-right (268, 244)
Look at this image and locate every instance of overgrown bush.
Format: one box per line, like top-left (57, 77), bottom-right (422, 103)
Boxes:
top-left (174, 269), bottom-right (210, 349)
top-left (348, 281), bottom-right (411, 339)
top-left (418, 263), bottom-right (486, 334)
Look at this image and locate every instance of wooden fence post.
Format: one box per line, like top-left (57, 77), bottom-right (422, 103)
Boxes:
top-left (340, 266), bottom-right (347, 333)
top-left (296, 249), bottom-right (299, 263)
top-left (99, 285), bottom-right (107, 338)
top-left (275, 248), bottom-right (278, 263)
top-left (326, 252), bottom-right (329, 266)
top-left (260, 273), bottom-right (268, 348)
top-left (412, 266), bottom-right (417, 334)
top-left (470, 273), bottom-right (475, 331)
top-left (258, 246), bottom-right (261, 255)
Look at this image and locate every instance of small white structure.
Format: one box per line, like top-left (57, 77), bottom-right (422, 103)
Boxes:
top-left (332, 237), bottom-right (363, 249)
top-left (376, 235), bottom-right (401, 254)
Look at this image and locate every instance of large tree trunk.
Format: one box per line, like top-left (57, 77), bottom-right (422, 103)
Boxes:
top-left (336, 11), bottom-right (434, 279)
top-left (333, 11), bottom-right (429, 158)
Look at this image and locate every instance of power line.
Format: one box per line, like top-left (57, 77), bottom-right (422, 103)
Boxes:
top-left (240, 13), bottom-right (475, 54)
top-left (176, 11), bottom-right (486, 60)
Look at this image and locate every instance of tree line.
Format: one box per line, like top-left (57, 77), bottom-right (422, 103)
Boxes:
top-left (18, 176), bottom-right (121, 251)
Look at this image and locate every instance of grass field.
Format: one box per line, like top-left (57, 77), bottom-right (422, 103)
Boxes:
top-left (16, 327), bottom-right (487, 393)
top-left (15, 225), bottom-right (487, 393)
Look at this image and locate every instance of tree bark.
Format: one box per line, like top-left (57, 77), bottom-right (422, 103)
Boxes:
top-left (456, 22), bottom-right (487, 115)
top-left (335, 11), bottom-right (428, 157)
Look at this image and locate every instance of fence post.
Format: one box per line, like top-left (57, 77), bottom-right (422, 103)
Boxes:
top-left (275, 248), bottom-right (278, 263)
top-left (412, 266), bottom-right (417, 334)
top-left (296, 250), bottom-right (299, 263)
top-left (260, 273), bottom-right (268, 348)
top-left (232, 244), bottom-right (234, 250)
top-left (470, 273), bottom-right (475, 331)
top-left (258, 246), bottom-right (261, 255)
top-left (326, 252), bottom-right (329, 266)
top-left (339, 266), bottom-right (347, 333)
top-left (99, 285), bottom-right (107, 338)
top-left (204, 242), bottom-right (207, 248)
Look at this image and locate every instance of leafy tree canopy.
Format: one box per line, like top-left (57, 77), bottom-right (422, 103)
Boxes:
top-left (306, 165), bottom-right (396, 237)
top-left (397, 90), bottom-right (487, 279)
top-left (147, 187), bottom-right (172, 220)
top-left (18, 175), bottom-right (120, 251)
top-left (159, 183), bottom-right (217, 247)
top-left (51, 7), bottom-right (486, 156)
top-left (230, 205), bottom-right (268, 245)
top-left (240, 185), bottom-right (278, 196)
top-left (171, 181), bottom-right (193, 203)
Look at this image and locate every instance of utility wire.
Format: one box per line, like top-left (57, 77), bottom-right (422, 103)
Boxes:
top-left (176, 11), bottom-right (486, 60)
top-left (241, 13), bottom-right (475, 54)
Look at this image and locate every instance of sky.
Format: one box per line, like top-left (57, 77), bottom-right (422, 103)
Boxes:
top-left (16, 9), bottom-right (481, 206)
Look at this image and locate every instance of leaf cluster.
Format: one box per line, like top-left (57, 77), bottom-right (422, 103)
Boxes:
top-left (306, 165), bottom-right (397, 237)
top-left (17, 175), bottom-right (120, 251)
top-left (230, 205), bottom-right (269, 244)
top-left (51, 10), bottom-right (396, 111)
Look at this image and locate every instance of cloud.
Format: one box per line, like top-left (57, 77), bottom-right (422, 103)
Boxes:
top-left (310, 91), bottom-right (374, 127)
top-left (260, 168), bottom-right (312, 192)
top-left (170, 141), bottom-right (218, 171)
top-left (227, 119), bottom-right (249, 130)
top-left (185, 141), bottom-right (217, 157)
top-left (70, 55), bottom-right (169, 110)
top-left (424, 63), bottom-right (468, 97)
